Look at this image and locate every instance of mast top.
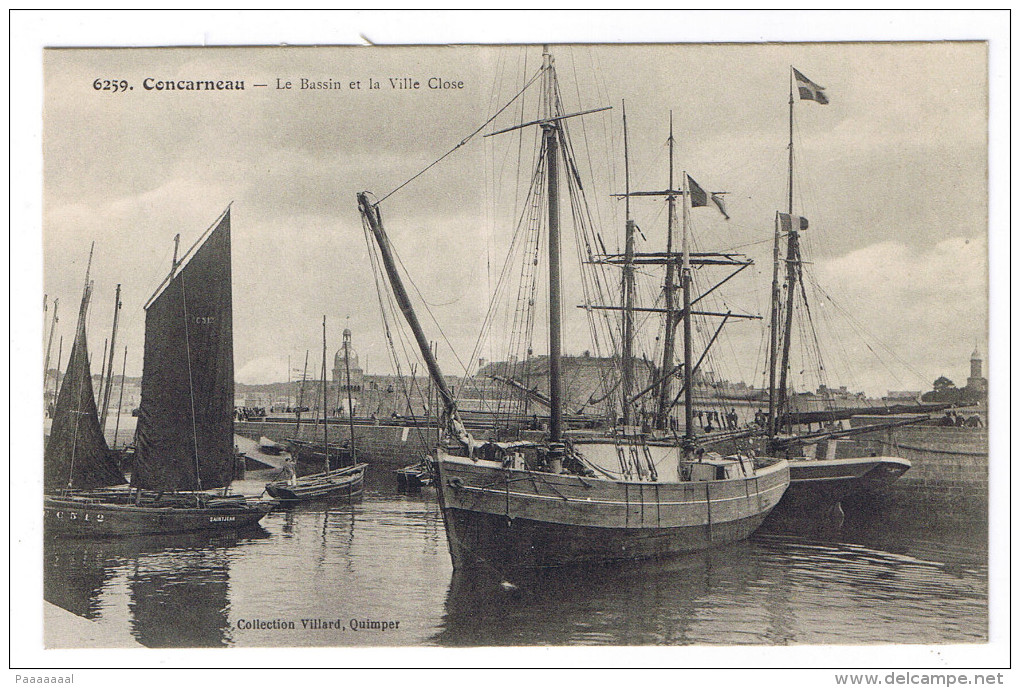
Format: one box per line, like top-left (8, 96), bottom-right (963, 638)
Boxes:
top-left (144, 205), bottom-right (232, 310)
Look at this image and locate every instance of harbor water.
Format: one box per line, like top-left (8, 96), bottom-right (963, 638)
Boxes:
top-left (43, 444), bottom-right (988, 648)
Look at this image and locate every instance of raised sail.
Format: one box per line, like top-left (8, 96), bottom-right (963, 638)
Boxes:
top-left (134, 208), bottom-right (235, 491)
top-left (44, 282), bottom-right (125, 491)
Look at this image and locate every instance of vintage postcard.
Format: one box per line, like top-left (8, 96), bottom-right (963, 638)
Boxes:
top-left (13, 10), bottom-right (1007, 677)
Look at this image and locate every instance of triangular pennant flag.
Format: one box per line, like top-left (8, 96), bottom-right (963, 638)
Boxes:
top-left (687, 174), bottom-right (708, 207)
top-left (711, 193), bottom-right (730, 220)
top-left (793, 68), bottom-right (829, 105)
top-left (778, 212), bottom-right (809, 232)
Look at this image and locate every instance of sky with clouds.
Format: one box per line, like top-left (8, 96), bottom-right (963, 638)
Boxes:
top-left (42, 42), bottom-right (988, 397)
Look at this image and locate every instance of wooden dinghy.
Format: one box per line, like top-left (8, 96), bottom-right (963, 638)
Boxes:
top-left (265, 463), bottom-right (367, 502)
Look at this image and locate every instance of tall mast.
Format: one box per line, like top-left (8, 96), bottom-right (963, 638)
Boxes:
top-left (97, 337), bottom-right (108, 410)
top-left (54, 336), bottom-right (63, 399)
top-left (620, 100), bottom-right (636, 429)
top-left (99, 283), bottom-right (122, 431)
top-left (767, 212), bottom-right (782, 437)
top-left (322, 315), bottom-right (329, 473)
top-left (775, 68), bottom-right (801, 435)
top-left (656, 113), bottom-right (678, 431)
top-left (67, 277), bottom-right (94, 489)
top-left (681, 172), bottom-right (695, 447)
top-left (295, 349), bottom-right (309, 435)
top-left (112, 345), bottom-right (127, 450)
top-left (361, 46), bottom-right (608, 459)
top-left (44, 297), bottom-right (59, 392)
top-left (542, 46), bottom-right (564, 457)
top-left (344, 326), bottom-right (357, 465)
top-left (172, 233), bottom-right (181, 272)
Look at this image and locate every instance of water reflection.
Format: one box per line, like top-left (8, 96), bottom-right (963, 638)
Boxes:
top-left (43, 474), bottom-right (988, 648)
top-left (45, 528), bottom-right (270, 648)
top-left (44, 536), bottom-right (116, 619)
top-left (436, 542), bottom-right (761, 646)
top-left (435, 514), bottom-right (988, 646)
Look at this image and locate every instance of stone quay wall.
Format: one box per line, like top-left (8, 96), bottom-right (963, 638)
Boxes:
top-left (841, 424), bottom-right (989, 520)
top-left (236, 419), bottom-right (440, 466)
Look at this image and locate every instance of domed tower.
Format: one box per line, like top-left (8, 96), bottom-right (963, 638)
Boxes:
top-left (333, 328), bottom-right (364, 411)
top-left (966, 346), bottom-right (987, 395)
top-left (970, 347), bottom-right (982, 379)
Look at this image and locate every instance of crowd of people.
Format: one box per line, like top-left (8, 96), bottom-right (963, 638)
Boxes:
top-left (695, 408), bottom-right (742, 432)
top-left (235, 406), bottom-right (267, 421)
top-left (937, 410), bottom-right (984, 427)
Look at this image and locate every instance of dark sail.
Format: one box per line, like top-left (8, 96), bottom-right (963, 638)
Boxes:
top-left (44, 285), bottom-right (126, 491)
top-left (134, 209), bottom-right (235, 491)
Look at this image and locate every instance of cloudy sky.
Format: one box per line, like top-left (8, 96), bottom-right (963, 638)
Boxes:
top-left (41, 41), bottom-right (988, 397)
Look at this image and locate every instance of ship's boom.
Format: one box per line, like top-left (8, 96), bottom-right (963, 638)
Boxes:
top-left (357, 192), bottom-right (474, 450)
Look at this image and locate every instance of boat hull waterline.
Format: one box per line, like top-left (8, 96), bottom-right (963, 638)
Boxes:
top-left (44, 495), bottom-right (274, 538)
top-left (434, 455), bottom-right (790, 569)
top-left (781, 455), bottom-right (911, 511)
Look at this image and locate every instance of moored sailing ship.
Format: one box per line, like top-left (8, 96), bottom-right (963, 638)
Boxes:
top-left (43, 247), bottom-right (128, 500)
top-left (359, 47), bottom-right (789, 571)
top-left (758, 68), bottom-right (911, 515)
top-left (44, 208), bottom-right (276, 537)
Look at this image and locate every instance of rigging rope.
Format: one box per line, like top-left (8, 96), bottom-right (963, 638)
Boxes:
top-left (361, 214), bottom-right (433, 448)
top-left (180, 269), bottom-right (203, 491)
top-left (377, 65), bottom-right (546, 204)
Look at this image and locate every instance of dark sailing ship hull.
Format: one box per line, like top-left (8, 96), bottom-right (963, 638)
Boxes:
top-left (265, 463), bottom-right (367, 502)
top-left (434, 455), bottom-right (789, 570)
top-left (43, 495), bottom-right (274, 538)
top-left (779, 456), bottom-right (911, 513)
top-left (44, 210), bottom-right (280, 539)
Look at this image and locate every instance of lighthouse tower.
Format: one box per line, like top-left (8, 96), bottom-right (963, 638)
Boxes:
top-left (966, 347), bottom-right (988, 396)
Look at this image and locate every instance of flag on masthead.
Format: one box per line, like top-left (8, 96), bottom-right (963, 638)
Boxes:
top-left (688, 174), bottom-right (708, 207)
top-left (778, 212), bottom-right (809, 232)
top-left (793, 68), bottom-right (829, 104)
top-left (688, 174), bottom-right (729, 219)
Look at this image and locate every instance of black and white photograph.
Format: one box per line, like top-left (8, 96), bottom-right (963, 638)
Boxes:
top-left (12, 9), bottom-right (1008, 679)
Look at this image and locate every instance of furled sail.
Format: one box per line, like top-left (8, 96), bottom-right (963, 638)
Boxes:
top-left (134, 208), bottom-right (235, 491)
top-left (44, 284), bottom-right (126, 491)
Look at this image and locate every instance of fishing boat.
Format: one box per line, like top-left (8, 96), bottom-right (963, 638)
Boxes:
top-left (264, 463), bottom-right (365, 501)
top-left (265, 316), bottom-right (367, 502)
top-left (359, 47), bottom-right (789, 571)
top-left (757, 68), bottom-right (911, 516)
top-left (43, 247), bottom-right (129, 502)
top-left (44, 208), bottom-right (276, 537)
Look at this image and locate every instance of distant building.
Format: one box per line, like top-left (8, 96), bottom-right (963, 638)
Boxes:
top-left (921, 348), bottom-right (988, 404)
top-left (237, 392), bottom-right (274, 408)
top-left (965, 348), bottom-right (988, 396)
top-left (331, 328), bottom-right (364, 414)
top-left (333, 328), bottom-right (364, 393)
top-left (884, 390), bottom-right (922, 402)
